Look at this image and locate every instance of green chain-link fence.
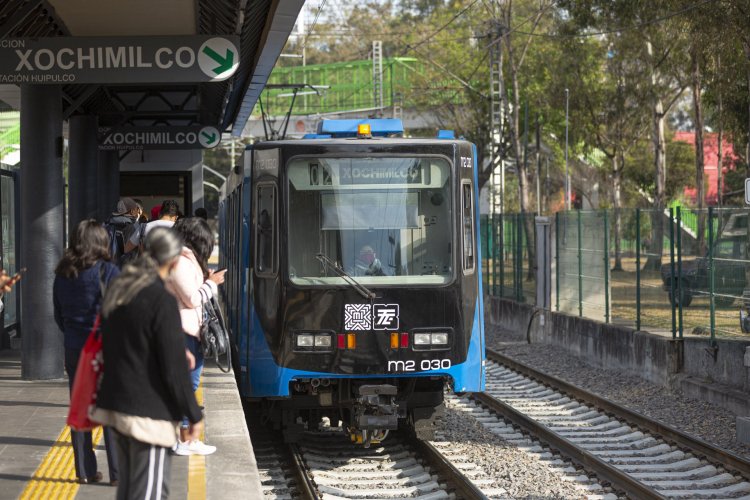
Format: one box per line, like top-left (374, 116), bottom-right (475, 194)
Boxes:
top-left (484, 207), bottom-right (750, 342)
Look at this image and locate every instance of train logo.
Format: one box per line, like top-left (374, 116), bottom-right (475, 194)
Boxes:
top-left (373, 304), bottom-right (399, 330)
top-left (344, 303), bottom-right (400, 330)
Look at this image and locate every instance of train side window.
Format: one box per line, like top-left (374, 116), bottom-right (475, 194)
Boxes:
top-left (256, 184), bottom-right (277, 276)
top-left (461, 181), bottom-right (475, 273)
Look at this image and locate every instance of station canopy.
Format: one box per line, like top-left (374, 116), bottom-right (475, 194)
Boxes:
top-left (0, 0), bottom-right (303, 135)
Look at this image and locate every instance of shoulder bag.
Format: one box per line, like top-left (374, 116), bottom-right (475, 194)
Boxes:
top-left (199, 289), bottom-right (231, 373)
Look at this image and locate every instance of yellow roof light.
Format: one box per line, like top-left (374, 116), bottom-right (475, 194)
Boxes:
top-left (357, 123), bottom-right (372, 138)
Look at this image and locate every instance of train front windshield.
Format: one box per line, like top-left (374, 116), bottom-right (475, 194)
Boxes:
top-left (288, 156), bottom-right (453, 286)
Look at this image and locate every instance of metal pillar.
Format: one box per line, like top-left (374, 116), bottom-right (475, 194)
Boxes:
top-left (489, 25), bottom-right (505, 214)
top-left (535, 216), bottom-right (552, 309)
top-left (20, 85), bottom-right (64, 380)
top-left (98, 150), bottom-right (120, 221)
top-left (372, 40), bottom-right (384, 113)
top-left (69, 115), bottom-right (99, 228)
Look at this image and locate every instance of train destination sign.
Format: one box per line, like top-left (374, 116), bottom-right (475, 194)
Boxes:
top-left (98, 126), bottom-right (222, 151)
top-left (0, 36), bottom-right (239, 84)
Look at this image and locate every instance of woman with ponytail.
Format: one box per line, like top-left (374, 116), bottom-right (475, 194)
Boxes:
top-left (92, 227), bottom-right (203, 500)
top-left (54, 219), bottom-right (120, 486)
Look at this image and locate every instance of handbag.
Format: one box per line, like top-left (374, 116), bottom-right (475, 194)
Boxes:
top-left (66, 315), bottom-right (103, 431)
top-left (199, 290), bottom-right (231, 372)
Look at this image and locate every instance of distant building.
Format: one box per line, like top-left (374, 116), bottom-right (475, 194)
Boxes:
top-left (674, 131), bottom-right (739, 205)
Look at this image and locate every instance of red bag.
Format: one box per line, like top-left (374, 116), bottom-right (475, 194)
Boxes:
top-left (66, 316), bottom-right (103, 431)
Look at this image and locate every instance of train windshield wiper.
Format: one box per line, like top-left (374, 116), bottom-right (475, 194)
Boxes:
top-left (315, 253), bottom-right (375, 300)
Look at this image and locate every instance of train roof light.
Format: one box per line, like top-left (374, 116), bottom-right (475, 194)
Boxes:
top-left (357, 124), bottom-right (372, 138)
top-left (317, 119), bottom-right (404, 138)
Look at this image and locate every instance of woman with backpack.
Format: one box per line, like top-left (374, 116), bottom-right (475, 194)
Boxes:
top-left (166, 217), bottom-right (225, 456)
top-left (53, 219), bottom-right (120, 485)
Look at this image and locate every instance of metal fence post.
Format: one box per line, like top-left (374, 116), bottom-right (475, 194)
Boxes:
top-left (636, 209), bottom-right (641, 330)
top-left (555, 212), bottom-right (560, 312)
top-left (499, 214), bottom-right (504, 297)
top-left (517, 214), bottom-right (523, 302)
top-left (708, 206), bottom-right (715, 344)
top-left (535, 216), bottom-right (552, 309)
top-left (676, 207), bottom-right (683, 339)
top-left (577, 209), bottom-right (583, 317)
top-left (604, 210), bottom-right (610, 324)
top-left (669, 208), bottom-right (676, 339)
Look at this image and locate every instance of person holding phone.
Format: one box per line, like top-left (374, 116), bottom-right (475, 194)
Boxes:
top-left (166, 217), bottom-right (225, 456)
top-left (0, 268), bottom-right (23, 314)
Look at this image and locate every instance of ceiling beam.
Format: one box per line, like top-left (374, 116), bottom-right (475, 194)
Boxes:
top-left (0, 0), bottom-right (44, 38)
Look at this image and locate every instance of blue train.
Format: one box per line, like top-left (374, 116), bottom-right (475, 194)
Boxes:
top-left (218, 119), bottom-right (485, 446)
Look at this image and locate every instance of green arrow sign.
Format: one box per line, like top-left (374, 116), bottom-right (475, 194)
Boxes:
top-left (202, 46), bottom-right (234, 75)
top-left (201, 130), bottom-right (217, 144)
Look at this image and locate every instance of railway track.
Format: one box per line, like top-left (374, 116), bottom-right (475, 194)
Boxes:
top-left (250, 404), bottom-right (507, 500)
top-left (479, 347), bottom-right (750, 499)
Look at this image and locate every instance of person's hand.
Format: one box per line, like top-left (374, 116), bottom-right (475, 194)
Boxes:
top-left (0, 269), bottom-right (21, 295)
top-left (187, 420), bottom-right (204, 441)
top-left (185, 348), bottom-right (196, 370)
top-left (208, 269), bottom-right (226, 285)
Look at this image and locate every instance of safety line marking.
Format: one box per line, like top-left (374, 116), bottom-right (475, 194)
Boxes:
top-left (187, 382), bottom-right (206, 500)
top-left (19, 426), bottom-right (103, 499)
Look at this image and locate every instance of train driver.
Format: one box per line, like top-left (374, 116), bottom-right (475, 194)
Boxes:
top-left (351, 245), bottom-right (385, 277)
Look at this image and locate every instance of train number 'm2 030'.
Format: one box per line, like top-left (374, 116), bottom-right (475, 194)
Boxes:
top-left (387, 359), bottom-right (451, 372)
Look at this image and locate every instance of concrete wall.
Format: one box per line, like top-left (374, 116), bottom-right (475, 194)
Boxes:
top-left (489, 296), bottom-right (750, 415)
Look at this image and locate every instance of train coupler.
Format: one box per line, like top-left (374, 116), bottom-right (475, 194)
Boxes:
top-left (349, 384), bottom-right (399, 448)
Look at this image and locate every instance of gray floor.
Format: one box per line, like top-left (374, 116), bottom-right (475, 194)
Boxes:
top-left (0, 347), bottom-right (262, 500)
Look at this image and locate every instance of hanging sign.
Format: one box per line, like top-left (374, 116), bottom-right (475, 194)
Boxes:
top-left (98, 126), bottom-right (221, 151)
top-left (0, 36), bottom-right (239, 84)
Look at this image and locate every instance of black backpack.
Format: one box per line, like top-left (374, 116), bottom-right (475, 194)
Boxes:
top-left (103, 220), bottom-right (128, 264)
top-left (104, 219), bottom-right (141, 267)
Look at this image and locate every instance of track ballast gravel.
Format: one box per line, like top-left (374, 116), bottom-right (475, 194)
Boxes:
top-left (487, 326), bottom-right (750, 460)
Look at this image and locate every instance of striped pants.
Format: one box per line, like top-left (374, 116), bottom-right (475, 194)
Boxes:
top-left (112, 430), bottom-right (172, 500)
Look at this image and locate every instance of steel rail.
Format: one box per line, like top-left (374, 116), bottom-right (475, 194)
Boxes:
top-left (470, 390), bottom-right (665, 500)
top-left (405, 434), bottom-right (488, 500)
top-left (285, 443), bottom-right (318, 500)
top-left (487, 348), bottom-right (750, 478)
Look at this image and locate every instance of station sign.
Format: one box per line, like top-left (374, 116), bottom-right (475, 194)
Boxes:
top-left (98, 126), bottom-right (221, 151)
top-left (0, 36), bottom-right (239, 84)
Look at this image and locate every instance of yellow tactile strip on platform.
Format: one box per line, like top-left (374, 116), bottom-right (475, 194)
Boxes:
top-left (187, 383), bottom-right (206, 500)
top-left (19, 426), bottom-right (103, 499)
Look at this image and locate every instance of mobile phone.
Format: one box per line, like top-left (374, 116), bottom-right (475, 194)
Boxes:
top-left (7, 268), bottom-right (26, 285)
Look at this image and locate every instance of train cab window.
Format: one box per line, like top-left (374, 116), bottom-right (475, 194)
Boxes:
top-left (287, 156), bottom-right (453, 286)
top-left (461, 181), bottom-right (475, 273)
top-left (255, 184), bottom-right (277, 276)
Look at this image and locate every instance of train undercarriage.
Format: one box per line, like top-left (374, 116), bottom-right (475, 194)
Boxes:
top-left (260, 377), bottom-right (446, 447)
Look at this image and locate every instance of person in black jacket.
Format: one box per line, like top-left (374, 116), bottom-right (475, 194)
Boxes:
top-left (53, 219), bottom-right (120, 485)
top-left (92, 227), bottom-right (203, 500)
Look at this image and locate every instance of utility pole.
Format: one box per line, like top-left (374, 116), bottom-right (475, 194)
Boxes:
top-left (372, 40), bottom-right (384, 116)
top-left (565, 87), bottom-right (570, 210)
top-left (489, 21), bottom-right (505, 215)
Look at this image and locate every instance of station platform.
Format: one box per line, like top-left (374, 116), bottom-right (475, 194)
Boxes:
top-left (0, 349), bottom-right (262, 499)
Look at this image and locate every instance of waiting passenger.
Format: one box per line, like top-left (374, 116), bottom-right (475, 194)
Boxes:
top-left (53, 219), bottom-right (120, 485)
top-left (124, 199), bottom-right (179, 254)
top-left (92, 227), bottom-right (203, 499)
top-left (194, 207), bottom-right (208, 220)
top-left (352, 245), bottom-right (385, 277)
top-left (167, 217), bottom-right (225, 456)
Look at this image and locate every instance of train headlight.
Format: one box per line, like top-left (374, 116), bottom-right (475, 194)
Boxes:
top-left (414, 333), bottom-right (432, 345)
top-left (431, 333), bottom-right (449, 345)
top-left (296, 334), bottom-right (314, 347)
top-left (411, 331), bottom-right (451, 351)
top-left (314, 334), bottom-right (332, 347)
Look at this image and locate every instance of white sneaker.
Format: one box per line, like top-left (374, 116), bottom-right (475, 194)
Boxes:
top-left (174, 440), bottom-right (217, 456)
top-left (173, 441), bottom-right (192, 456)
